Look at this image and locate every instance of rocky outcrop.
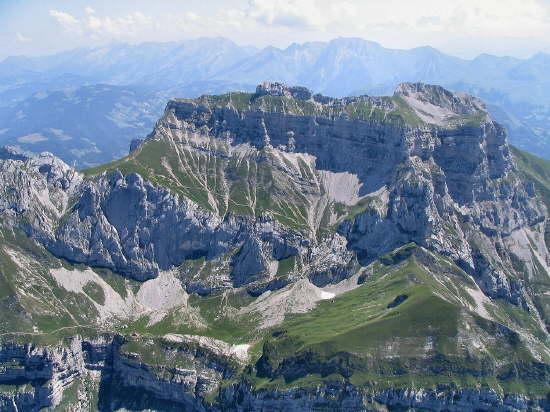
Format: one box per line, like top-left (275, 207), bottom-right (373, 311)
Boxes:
top-left (2, 83), bottom-right (547, 305)
top-left (165, 82), bottom-right (548, 308)
top-left (0, 154), bottom-right (303, 284)
top-left (0, 334), bottom-right (242, 411)
top-left (1, 83), bottom-right (549, 410)
top-left (219, 381), bottom-right (550, 412)
top-left (0, 337), bottom-right (91, 411)
top-left (1, 337), bottom-right (548, 412)
top-left (0, 147), bottom-right (81, 233)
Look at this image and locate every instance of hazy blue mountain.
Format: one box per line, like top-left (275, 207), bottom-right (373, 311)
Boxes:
top-left (0, 85), bottom-right (163, 167)
top-left (0, 80), bottom-right (256, 168)
top-left (0, 38), bottom-right (255, 87)
top-left (1, 37), bottom-right (550, 166)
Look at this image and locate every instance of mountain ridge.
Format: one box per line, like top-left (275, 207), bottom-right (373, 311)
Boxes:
top-left (0, 83), bottom-right (549, 410)
top-left (2, 37), bottom-right (550, 168)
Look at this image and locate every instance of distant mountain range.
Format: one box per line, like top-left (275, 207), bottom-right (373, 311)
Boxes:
top-left (1, 37), bottom-right (550, 167)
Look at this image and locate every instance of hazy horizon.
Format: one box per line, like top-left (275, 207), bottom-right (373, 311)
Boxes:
top-left (2, 0), bottom-right (550, 60)
top-left (3, 34), bottom-right (550, 64)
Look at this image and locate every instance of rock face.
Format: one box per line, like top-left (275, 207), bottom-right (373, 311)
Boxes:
top-left (41, 170), bottom-right (301, 283)
top-left (0, 147), bottom-right (81, 228)
top-left (0, 335), bottom-right (239, 412)
top-left (160, 82), bottom-right (547, 308)
top-left (219, 381), bottom-right (550, 412)
top-left (4, 82), bottom-right (545, 303)
top-left (1, 82), bottom-right (549, 411)
top-left (0, 336), bottom-right (548, 412)
top-left (1, 151), bottom-right (303, 285)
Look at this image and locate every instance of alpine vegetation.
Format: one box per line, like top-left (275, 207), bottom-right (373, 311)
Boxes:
top-left (0, 83), bottom-right (549, 411)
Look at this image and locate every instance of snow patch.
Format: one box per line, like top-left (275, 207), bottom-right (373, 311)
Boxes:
top-left (320, 290), bottom-right (335, 300)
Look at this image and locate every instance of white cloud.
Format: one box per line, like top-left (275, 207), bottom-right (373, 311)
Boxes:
top-left (351, 0), bottom-right (550, 37)
top-left (247, 0), bottom-right (323, 27)
top-left (49, 8), bottom-right (154, 39)
top-left (42, 1), bottom-right (550, 58)
top-left (246, 0), bottom-right (355, 28)
top-left (49, 10), bottom-right (83, 35)
top-left (346, 0), bottom-right (550, 56)
top-left (184, 12), bottom-right (199, 22)
top-left (15, 32), bottom-right (31, 43)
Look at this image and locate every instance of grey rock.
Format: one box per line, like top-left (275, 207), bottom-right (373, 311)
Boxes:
top-left (1, 82), bottom-right (548, 306)
top-left (1, 337), bottom-right (547, 411)
top-left (1, 82), bottom-right (550, 411)
top-left (129, 138), bottom-right (145, 153)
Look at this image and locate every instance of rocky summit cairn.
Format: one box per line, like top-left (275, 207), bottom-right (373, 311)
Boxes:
top-left (0, 83), bottom-right (549, 411)
top-left (254, 81), bottom-right (313, 100)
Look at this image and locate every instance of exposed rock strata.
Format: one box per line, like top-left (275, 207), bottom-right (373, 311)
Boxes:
top-left (2, 83), bottom-right (546, 307)
top-left (1, 83), bottom-right (549, 411)
top-left (0, 337), bottom-right (548, 411)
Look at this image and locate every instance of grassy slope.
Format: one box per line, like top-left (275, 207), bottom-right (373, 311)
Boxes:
top-left (113, 245), bottom-right (549, 398)
top-left (190, 91), bottom-right (483, 127)
top-left (194, 92), bottom-right (424, 125)
top-left (246, 246), bottom-right (549, 396)
top-left (1, 223), bottom-right (548, 399)
top-left (79, 89), bottom-right (489, 237)
top-left (83, 138), bottom-right (312, 233)
top-left (511, 145), bottom-right (550, 210)
top-left (78, 92), bottom-right (419, 222)
top-left (0, 101), bottom-right (546, 404)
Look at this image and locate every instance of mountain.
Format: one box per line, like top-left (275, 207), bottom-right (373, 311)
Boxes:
top-left (0, 84), bottom-right (164, 167)
top-left (2, 38), bottom-right (550, 168)
top-left (0, 83), bottom-right (549, 410)
top-left (0, 38), bottom-right (255, 88)
top-left (0, 82), bottom-right (256, 168)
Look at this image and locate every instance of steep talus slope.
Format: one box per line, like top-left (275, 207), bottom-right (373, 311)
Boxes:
top-left (0, 83), bottom-right (549, 411)
top-left (79, 81), bottom-right (546, 309)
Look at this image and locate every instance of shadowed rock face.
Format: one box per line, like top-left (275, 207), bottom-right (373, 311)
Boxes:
top-left (162, 83), bottom-right (546, 307)
top-left (168, 82), bottom-right (508, 200)
top-left (1, 82), bottom-right (547, 307)
top-left (168, 92), bottom-right (407, 195)
top-left (0, 336), bottom-right (239, 412)
top-left (1, 83), bottom-right (550, 411)
top-left (38, 170), bottom-right (302, 283)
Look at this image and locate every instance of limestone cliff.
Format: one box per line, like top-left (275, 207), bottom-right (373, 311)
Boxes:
top-left (0, 83), bottom-right (549, 411)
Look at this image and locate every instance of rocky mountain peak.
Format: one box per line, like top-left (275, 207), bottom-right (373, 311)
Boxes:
top-left (166, 82), bottom-right (492, 131)
top-left (0, 146), bottom-right (29, 161)
top-left (0, 145), bottom-right (78, 185)
top-left (254, 81), bottom-right (313, 100)
top-left (1, 82), bottom-right (550, 410)
top-left (394, 82), bottom-right (488, 125)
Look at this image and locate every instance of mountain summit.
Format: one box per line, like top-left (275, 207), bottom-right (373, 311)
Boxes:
top-left (0, 83), bottom-right (549, 411)
top-left (3, 38), bottom-right (550, 167)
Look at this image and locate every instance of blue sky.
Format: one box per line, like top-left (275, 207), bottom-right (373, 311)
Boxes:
top-left (2, 0), bottom-right (550, 59)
